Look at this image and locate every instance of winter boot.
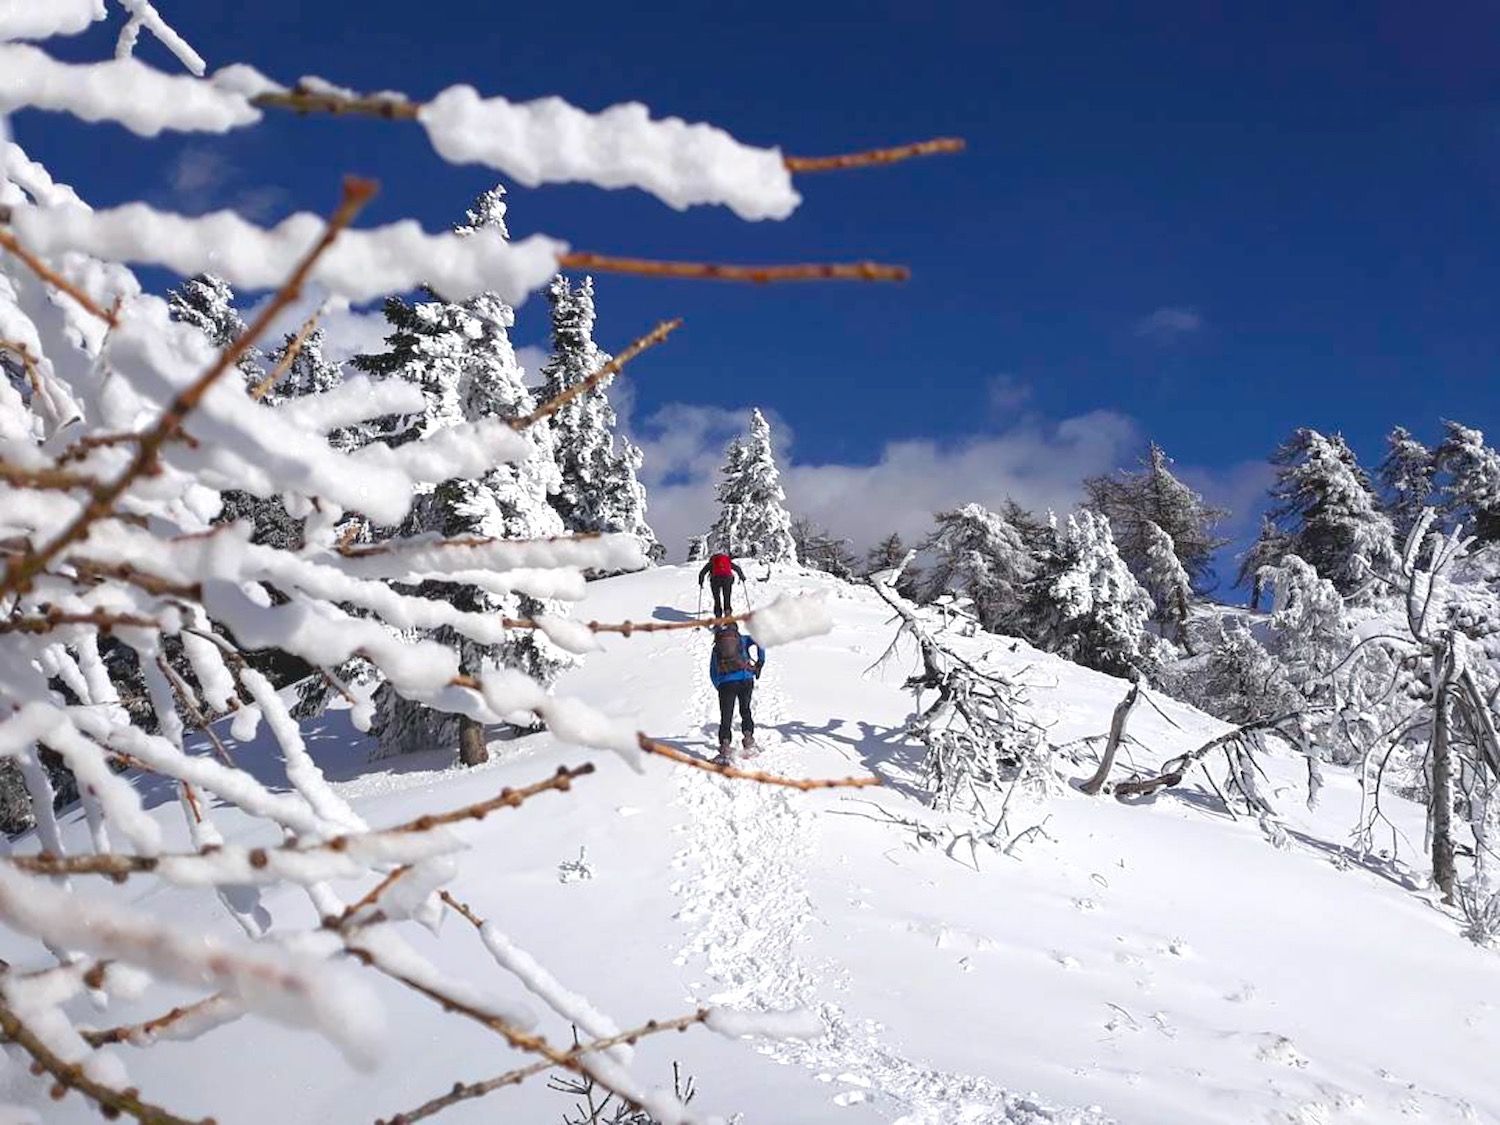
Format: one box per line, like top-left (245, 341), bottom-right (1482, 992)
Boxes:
top-left (741, 733), bottom-right (756, 755)
top-left (716, 740), bottom-right (733, 764)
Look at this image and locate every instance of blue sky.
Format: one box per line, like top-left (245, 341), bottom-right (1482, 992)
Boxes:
top-left (18, 1), bottom-right (1500, 582)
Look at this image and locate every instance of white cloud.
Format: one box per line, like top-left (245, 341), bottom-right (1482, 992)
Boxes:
top-left (985, 373), bottom-right (1033, 414)
top-left (630, 395), bottom-right (1140, 562)
top-left (243, 287), bottom-right (389, 364)
top-left (515, 344), bottom-right (548, 386)
top-left (1134, 306), bottom-right (1203, 342)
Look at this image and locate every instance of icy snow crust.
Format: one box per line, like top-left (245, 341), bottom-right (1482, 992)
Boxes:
top-left (3, 565), bottom-right (1497, 1123)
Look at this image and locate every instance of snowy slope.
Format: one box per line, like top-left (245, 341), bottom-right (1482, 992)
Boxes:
top-left (3, 565), bottom-right (1498, 1124)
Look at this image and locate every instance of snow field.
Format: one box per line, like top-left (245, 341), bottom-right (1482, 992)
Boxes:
top-left (2, 565), bottom-right (1497, 1122)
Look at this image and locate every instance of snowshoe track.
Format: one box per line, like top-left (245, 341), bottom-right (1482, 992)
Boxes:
top-left (671, 628), bottom-right (1105, 1123)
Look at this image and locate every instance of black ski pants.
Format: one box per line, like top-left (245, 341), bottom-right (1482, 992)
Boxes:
top-left (709, 574), bottom-right (735, 615)
top-left (717, 680), bottom-right (754, 746)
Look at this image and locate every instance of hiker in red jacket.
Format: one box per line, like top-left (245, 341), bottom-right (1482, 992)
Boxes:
top-left (698, 551), bottom-right (747, 616)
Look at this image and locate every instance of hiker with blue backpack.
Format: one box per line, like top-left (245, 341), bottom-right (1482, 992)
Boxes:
top-left (709, 622), bottom-right (765, 761)
top-left (699, 551), bottom-right (747, 616)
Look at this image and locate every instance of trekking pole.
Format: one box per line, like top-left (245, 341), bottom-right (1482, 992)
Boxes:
top-left (696, 584), bottom-right (704, 619)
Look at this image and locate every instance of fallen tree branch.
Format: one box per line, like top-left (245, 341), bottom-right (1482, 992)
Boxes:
top-left (1080, 679), bottom-right (1142, 795)
top-left (1112, 710), bottom-right (1311, 800)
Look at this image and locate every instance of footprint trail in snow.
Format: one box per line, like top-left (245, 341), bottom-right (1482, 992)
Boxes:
top-left (670, 630), bottom-right (1107, 1124)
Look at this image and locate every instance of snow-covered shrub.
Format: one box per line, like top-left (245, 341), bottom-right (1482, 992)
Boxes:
top-left (1026, 510), bottom-right (1156, 678)
top-left (0, 5), bottom-right (928, 1116)
top-left (869, 571), bottom-right (1045, 822)
top-left (919, 503), bottom-right (1034, 634)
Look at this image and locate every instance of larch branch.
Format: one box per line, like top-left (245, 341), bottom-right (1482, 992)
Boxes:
top-left (378, 1009), bottom-right (709, 1124)
top-left (0, 999), bottom-right (205, 1124)
top-left (0, 229), bottom-right (120, 328)
top-left (0, 177), bottom-right (376, 601)
top-left (784, 136), bottom-right (966, 172)
top-left (514, 319), bottom-right (681, 430)
top-left (637, 734), bottom-right (882, 790)
top-left (557, 253), bottom-right (908, 284)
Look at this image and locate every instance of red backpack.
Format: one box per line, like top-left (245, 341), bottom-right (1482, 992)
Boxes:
top-left (709, 553), bottom-right (734, 578)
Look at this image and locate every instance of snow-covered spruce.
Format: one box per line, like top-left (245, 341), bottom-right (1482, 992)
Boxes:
top-left (0, 17), bottom-right (857, 1117)
top-left (354, 186), bottom-right (578, 763)
top-left (707, 408), bottom-right (797, 565)
top-left (538, 272), bottom-right (662, 564)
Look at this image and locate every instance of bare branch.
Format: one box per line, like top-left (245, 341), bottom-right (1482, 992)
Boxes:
top-left (558, 252), bottom-right (908, 284)
top-left (784, 136), bottom-right (966, 172)
top-left (637, 734), bottom-right (882, 790)
top-left (1081, 679), bottom-right (1142, 795)
top-left (378, 1009), bottom-right (709, 1124)
top-left (0, 609), bottom-right (161, 635)
top-left (249, 305), bottom-right (322, 401)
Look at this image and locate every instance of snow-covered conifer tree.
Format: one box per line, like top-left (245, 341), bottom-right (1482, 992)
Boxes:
top-left (355, 186), bottom-right (570, 763)
top-left (1379, 425), bottom-right (1436, 543)
top-left (1189, 621), bottom-right (1300, 725)
top-left (539, 274), bottom-right (663, 562)
top-left (1140, 520), bottom-right (1193, 646)
top-left (919, 503), bottom-right (1034, 633)
top-left (1084, 441), bottom-right (1227, 589)
top-left (1027, 510), bottom-right (1155, 677)
top-left (707, 408), bottom-right (797, 564)
top-left (167, 272), bottom-right (262, 390)
top-left (866, 531), bottom-right (922, 599)
top-left (1436, 421), bottom-right (1500, 543)
top-left (1236, 514), bottom-right (1293, 610)
top-left (1263, 428), bottom-right (1395, 595)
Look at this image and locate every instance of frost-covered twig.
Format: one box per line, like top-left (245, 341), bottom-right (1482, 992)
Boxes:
top-left (0, 998), bottom-right (204, 1125)
top-left (380, 1010), bottom-right (711, 1124)
top-left (0, 176), bottom-right (375, 599)
top-left (0, 226), bottom-right (120, 326)
top-left (5, 764), bottom-right (597, 882)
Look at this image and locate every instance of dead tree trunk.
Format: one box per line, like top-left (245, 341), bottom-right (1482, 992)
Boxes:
top-left (1431, 638), bottom-right (1457, 904)
top-left (458, 715), bottom-right (489, 767)
top-left (1082, 679), bottom-right (1142, 795)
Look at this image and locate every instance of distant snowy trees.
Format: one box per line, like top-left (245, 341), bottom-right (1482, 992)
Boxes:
top-left (707, 408), bottom-right (797, 564)
top-left (540, 273), bottom-right (663, 563)
top-left (1084, 442), bottom-right (1226, 590)
top-left (1257, 428), bottom-right (1395, 596)
top-left (1024, 510), bottom-right (1156, 678)
top-left (919, 504), bottom-right (1034, 633)
top-left (791, 516), bottom-right (857, 578)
